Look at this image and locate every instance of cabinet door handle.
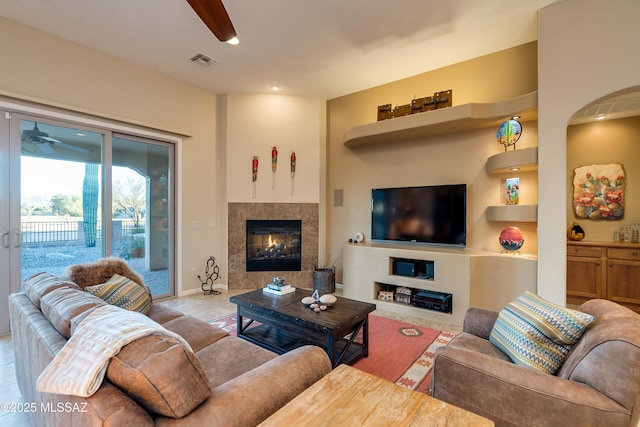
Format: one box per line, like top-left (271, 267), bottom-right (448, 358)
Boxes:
top-left (633, 251), bottom-right (638, 257)
top-left (609, 263), bottom-right (613, 268)
top-left (574, 248), bottom-right (580, 253)
top-left (2, 231), bottom-right (8, 248)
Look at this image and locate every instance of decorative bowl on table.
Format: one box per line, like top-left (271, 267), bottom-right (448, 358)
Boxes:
top-left (301, 296), bottom-right (316, 306)
top-left (319, 294), bottom-right (337, 306)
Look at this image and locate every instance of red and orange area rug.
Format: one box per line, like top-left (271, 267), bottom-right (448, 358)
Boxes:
top-left (209, 314), bottom-right (454, 395)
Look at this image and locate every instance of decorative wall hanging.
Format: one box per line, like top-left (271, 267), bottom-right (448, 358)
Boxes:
top-left (506, 177), bottom-right (519, 205)
top-left (499, 226), bottom-right (524, 254)
top-left (496, 118), bottom-right (522, 150)
top-left (271, 146), bottom-right (278, 190)
top-left (290, 151), bottom-right (296, 195)
top-left (251, 156), bottom-right (259, 199)
top-left (572, 163), bottom-right (625, 220)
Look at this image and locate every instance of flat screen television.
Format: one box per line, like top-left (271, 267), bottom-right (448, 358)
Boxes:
top-left (371, 184), bottom-right (466, 246)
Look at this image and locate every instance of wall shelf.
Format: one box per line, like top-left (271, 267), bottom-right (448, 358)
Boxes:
top-left (486, 205), bottom-right (538, 222)
top-left (486, 147), bottom-right (538, 174)
top-left (343, 91), bottom-right (538, 148)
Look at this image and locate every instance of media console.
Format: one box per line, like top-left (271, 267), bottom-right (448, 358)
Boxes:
top-left (342, 242), bottom-right (537, 326)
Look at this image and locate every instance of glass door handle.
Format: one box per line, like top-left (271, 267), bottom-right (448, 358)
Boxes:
top-left (2, 231), bottom-right (8, 248)
top-left (13, 231), bottom-right (22, 248)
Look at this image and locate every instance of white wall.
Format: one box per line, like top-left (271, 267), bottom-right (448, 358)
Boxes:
top-left (537, 0), bottom-right (640, 304)
top-left (222, 94), bottom-right (325, 203)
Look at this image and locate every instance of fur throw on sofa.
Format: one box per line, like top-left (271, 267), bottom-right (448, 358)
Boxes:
top-left (66, 257), bottom-right (150, 298)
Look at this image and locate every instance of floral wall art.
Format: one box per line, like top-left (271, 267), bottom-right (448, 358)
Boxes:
top-left (572, 163), bottom-right (625, 220)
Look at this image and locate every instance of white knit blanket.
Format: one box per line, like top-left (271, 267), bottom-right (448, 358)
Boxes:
top-left (37, 305), bottom-right (192, 397)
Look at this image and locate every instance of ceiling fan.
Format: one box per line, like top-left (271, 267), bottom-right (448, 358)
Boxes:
top-left (21, 123), bottom-right (90, 155)
top-left (186, 0), bottom-right (237, 43)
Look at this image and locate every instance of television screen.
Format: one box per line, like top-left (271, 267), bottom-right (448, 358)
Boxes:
top-left (371, 184), bottom-right (466, 246)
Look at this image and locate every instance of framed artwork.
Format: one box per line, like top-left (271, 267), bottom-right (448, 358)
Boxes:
top-left (506, 177), bottom-right (519, 205)
top-left (572, 163), bottom-right (625, 220)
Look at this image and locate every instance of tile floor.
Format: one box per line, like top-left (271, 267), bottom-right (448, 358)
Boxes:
top-left (0, 288), bottom-right (462, 426)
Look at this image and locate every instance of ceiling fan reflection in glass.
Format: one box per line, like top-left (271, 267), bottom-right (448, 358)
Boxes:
top-left (21, 122), bottom-right (90, 155)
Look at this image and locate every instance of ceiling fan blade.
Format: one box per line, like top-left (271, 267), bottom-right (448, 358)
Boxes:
top-left (54, 141), bottom-right (90, 154)
top-left (36, 141), bottom-right (56, 154)
top-left (186, 0), bottom-right (236, 42)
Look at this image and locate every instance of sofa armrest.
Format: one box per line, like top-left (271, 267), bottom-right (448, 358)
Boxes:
top-left (432, 346), bottom-right (631, 427)
top-left (155, 345), bottom-right (332, 427)
top-left (462, 307), bottom-right (499, 339)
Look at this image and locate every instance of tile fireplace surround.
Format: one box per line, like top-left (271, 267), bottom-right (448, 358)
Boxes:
top-left (228, 202), bottom-right (319, 289)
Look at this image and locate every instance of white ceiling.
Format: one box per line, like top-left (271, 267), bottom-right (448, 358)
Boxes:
top-left (0, 0), bottom-right (558, 99)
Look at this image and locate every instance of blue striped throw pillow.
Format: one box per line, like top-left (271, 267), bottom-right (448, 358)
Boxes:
top-left (489, 291), bottom-right (595, 374)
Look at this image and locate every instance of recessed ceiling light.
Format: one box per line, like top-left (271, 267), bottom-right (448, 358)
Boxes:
top-left (511, 115), bottom-right (521, 120)
top-left (270, 85), bottom-right (281, 91)
top-left (511, 167), bottom-right (520, 171)
top-left (226, 37), bottom-right (239, 45)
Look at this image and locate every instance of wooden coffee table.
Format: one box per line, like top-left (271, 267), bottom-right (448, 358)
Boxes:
top-left (259, 364), bottom-right (494, 426)
top-left (230, 288), bottom-right (376, 367)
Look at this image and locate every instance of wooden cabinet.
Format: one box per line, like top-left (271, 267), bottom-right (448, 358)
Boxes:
top-left (606, 247), bottom-right (640, 311)
top-left (567, 242), bottom-right (640, 313)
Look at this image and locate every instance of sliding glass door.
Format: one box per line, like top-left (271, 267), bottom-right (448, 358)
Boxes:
top-left (1, 111), bottom-right (175, 334)
top-left (111, 134), bottom-right (173, 296)
top-left (19, 118), bottom-right (105, 280)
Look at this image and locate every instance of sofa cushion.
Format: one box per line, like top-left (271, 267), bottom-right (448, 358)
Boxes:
top-left (40, 287), bottom-right (107, 338)
top-left (84, 274), bottom-right (152, 315)
top-left (161, 315), bottom-right (229, 353)
top-left (22, 272), bottom-right (80, 308)
top-left (106, 334), bottom-right (211, 418)
top-left (489, 291), bottom-right (595, 374)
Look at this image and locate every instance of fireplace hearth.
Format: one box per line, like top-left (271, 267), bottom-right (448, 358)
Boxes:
top-left (246, 220), bottom-right (301, 272)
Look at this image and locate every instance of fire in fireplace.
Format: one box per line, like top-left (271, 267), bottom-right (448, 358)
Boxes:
top-left (246, 220), bottom-right (302, 272)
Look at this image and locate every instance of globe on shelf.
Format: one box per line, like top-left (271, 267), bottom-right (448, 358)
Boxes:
top-left (499, 226), bottom-right (524, 254)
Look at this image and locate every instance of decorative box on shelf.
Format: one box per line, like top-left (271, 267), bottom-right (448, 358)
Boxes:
top-left (378, 290), bottom-right (394, 302)
top-left (394, 287), bottom-right (412, 305)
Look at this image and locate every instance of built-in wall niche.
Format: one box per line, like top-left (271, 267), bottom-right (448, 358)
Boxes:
top-left (567, 87), bottom-right (640, 243)
top-left (389, 257), bottom-right (434, 280)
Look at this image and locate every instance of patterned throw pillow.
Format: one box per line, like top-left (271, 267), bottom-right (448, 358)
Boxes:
top-left (84, 274), bottom-right (152, 315)
top-left (489, 291), bottom-right (595, 374)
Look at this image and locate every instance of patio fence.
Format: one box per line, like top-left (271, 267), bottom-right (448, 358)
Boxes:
top-left (21, 220), bottom-right (144, 246)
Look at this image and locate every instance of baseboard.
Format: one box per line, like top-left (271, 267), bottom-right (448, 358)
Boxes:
top-left (177, 283), bottom-right (228, 297)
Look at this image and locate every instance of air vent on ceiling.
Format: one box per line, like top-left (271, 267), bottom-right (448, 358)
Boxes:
top-left (190, 53), bottom-right (215, 67)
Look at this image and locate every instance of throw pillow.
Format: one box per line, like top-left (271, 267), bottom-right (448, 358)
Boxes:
top-left (489, 291), bottom-right (595, 374)
top-left (85, 274), bottom-right (152, 315)
top-left (66, 257), bottom-right (152, 301)
top-left (106, 334), bottom-right (211, 418)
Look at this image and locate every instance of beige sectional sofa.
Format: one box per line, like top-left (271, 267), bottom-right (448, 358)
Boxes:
top-left (9, 260), bottom-right (332, 427)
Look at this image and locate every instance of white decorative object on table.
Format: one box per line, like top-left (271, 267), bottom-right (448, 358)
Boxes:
top-left (319, 294), bottom-right (337, 306)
